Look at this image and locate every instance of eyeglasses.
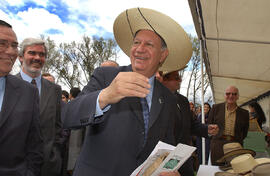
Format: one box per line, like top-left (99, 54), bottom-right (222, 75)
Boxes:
top-left (0, 39), bottom-right (18, 51)
top-left (226, 92), bottom-right (237, 96)
top-left (27, 50), bottom-right (46, 57)
top-left (164, 75), bottom-right (181, 81)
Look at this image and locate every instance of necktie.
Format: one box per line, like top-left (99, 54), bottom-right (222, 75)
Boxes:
top-left (31, 79), bottom-right (37, 87)
top-left (141, 97), bottom-right (150, 144)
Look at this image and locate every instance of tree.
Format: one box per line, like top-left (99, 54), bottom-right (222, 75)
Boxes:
top-left (185, 35), bottom-right (210, 105)
top-left (42, 35), bottom-right (119, 89)
top-left (42, 36), bottom-right (61, 74)
top-left (74, 35), bottom-right (118, 83)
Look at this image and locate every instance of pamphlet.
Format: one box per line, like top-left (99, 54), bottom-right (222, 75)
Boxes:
top-left (131, 141), bottom-right (196, 176)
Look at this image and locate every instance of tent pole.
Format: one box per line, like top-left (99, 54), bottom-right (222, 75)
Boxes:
top-left (200, 39), bottom-right (206, 165)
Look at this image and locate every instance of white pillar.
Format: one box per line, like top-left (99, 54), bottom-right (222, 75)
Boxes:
top-left (200, 39), bottom-right (206, 165)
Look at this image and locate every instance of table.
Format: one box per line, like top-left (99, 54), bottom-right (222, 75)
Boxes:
top-left (196, 165), bottom-right (222, 176)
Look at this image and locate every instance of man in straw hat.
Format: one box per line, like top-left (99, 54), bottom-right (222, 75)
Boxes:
top-left (62, 7), bottom-right (192, 176)
top-left (208, 86), bottom-right (250, 165)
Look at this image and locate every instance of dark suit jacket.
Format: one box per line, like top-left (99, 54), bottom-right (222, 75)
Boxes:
top-left (208, 102), bottom-right (249, 164)
top-left (175, 93), bottom-right (208, 144)
top-left (175, 93), bottom-right (208, 176)
top-left (17, 74), bottom-right (62, 176)
top-left (62, 65), bottom-right (179, 176)
top-left (0, 75), bottom-right (43, 176)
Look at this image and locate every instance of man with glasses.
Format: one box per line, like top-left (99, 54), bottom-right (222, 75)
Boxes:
top-left (208, 86), bottom-right (249, 165)
top-left (17, 38), bottom-right (63, 176)
top-left (0, 20), bottom-right (43, 175)
top-left (157, 70), bottom-right (218, 175)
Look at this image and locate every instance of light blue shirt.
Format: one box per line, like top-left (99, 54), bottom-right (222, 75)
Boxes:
top-left (0, 77), bottom-right (6, 111)
top-left (20, 70), bottom-right (42, 95)
top-left (95, 75), bottom-right (155, 117)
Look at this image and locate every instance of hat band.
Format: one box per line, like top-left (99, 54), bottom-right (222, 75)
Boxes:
top-left (137, 8), bottom-right (157, 34)
top-left (125, 8), bottom-right (158, 38)
top-left (125, 9), bottom-right (135, 37)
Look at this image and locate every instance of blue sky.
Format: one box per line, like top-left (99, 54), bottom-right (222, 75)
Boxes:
top-left (0, 0), bottom-right (196, 66)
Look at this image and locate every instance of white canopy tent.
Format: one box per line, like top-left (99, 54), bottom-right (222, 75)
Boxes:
top-left (188, 0), bottom-right (270, 106)
top-left (188, 0), bottom-right (270, 165)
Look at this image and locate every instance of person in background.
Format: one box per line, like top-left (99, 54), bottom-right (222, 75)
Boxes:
top-left (62, 7), bottom-right (194, 176)
top-left (208, 86), bottom-right (249, 165)
top-left (157, 70), bottom-right (218, 175)
top-left (189, 102), bottom-right (196, 115)
top-left (0, 19), bottom-right (43, 176)
top-left (100, 60), bottom-right (119, 67)
top-left (196, 102), bottom-right (212, 165)
top-left (60, 89), bottom-right (70, 176)
top-left (62, 90), bottom-right (69, 103)
top-left (67, 87), bottom-right (85, 176)
top-left (17, 37), bottom-right (62, 176)
top-left (187, 101), bottom-right (199, 169)
top-left (248, 101), bottom-right (266, 129)
top-left (42, 72), bottom-right (55, 83)
top-left (195, 106), bottom-right (202, 116)
top-left (69, 87), bottom-right (81, 100)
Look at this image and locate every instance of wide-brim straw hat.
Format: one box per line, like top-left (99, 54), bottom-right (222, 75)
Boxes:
top-left (216, 154), bottom-right (270, 176)
top-left (251, 162), bottom-right (270, 176)
top-left (113, 7), bottom-right (192, 74)
top-left (217, 143), bottom-right (256, 163)
top-left (161, 65), bottom-right (188, 76)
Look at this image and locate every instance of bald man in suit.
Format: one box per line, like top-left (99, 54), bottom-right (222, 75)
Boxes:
top-left (208, 86), bottom-right (249, 165)
top-left (0, 20), bottom-right (43, 176)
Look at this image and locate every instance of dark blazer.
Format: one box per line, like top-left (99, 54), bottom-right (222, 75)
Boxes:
top-left (62, 65), bottom-right (179, 176)
top-left (17, 74), bottom-right (62, 176)
top-left (208, 102), bottom-right (249, 165)
top-left (0, 75), bottom-right (43, 176)
top-left (175, 93), bottom-right (208, 144)
top-left (175, 93), bottom-right (208, 176)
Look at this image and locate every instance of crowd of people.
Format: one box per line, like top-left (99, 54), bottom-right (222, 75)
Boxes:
top-left (0, 6), bottom-right (269, 176)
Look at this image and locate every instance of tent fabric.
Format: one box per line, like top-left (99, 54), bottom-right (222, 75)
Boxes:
top-left (188, 0), bottom-right (270, 106)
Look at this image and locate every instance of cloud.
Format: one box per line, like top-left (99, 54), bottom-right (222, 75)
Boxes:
top-left (1, 0), bottom-right (196, 66)
top-left (15, 8), bottom-right (66, 39)
top-left (0, 0), bottom-right (25, 7)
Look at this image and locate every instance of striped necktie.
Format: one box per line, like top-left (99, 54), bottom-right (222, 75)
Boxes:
top-left (141, 97), bottom-right (150, 145)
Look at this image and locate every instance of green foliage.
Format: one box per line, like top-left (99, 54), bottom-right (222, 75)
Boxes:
top-left (42, 35), bottom-right (119, 89)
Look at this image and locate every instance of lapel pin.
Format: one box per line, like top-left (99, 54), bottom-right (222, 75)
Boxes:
top-left (159, 98), bottom-right (163, 104)
top-left (177, 104), bottom-right (180, 109)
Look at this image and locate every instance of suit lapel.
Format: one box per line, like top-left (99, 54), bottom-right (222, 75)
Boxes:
top-left (235, 107), bottom-right (242, 132)
top-left (149, 80), bottom-right (164, 129)
top-left (125, 65), bottom-right (145, 125)
top-left (127, 97), bottom-right (144, 125)
top-left (220, 103), bottom-right (226, 136)
top-left (40, 78), bottom-right (51, 114)
top-left (0, 75), bottom-right (20, 128)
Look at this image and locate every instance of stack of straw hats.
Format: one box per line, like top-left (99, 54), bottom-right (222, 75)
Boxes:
top-left (215, 153), bottom-right (270, 176)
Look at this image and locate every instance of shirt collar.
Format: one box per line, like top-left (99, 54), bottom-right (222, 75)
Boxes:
top-left (0, 77), bottom-right (6, 91)
top-left (20, 70), bottom-right (42, 95)
top-left (225, 103), bottom-right (238, 113)
top-left (0, 76), bottom-right (6, 111)
top-left (20, 70), bottom-right (41, 85)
